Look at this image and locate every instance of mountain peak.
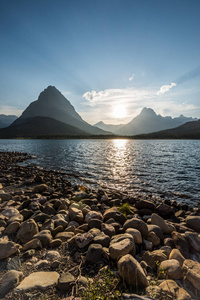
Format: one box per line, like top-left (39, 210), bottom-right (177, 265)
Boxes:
top-left (38, 86), bottom-right (62, 102)
top-left (140, 107), bottom-right (156, 116)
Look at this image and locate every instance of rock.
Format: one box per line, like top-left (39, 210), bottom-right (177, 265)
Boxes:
top-left (7, 213), bottom-right (23, 224)
top-left (0, 191), bottom-right (12, 201)
top-left (85, 211), bottom-right (103, 223)
top-left (164, 237), bottom-right (174, 248)
top-left (1, 207), bottom-right (19, 218)
top-left (159, 279), bottom-right (191, 300)
top-left (103, 207), bottom-right (126, 224)
top-left (16, 219), bottom-right (39, 244)
top-left (46, 250), bottom-right (61, 260)
top-left (186, 216), bottom-right (200, 232)
top-left (35, 260), bottom-right (49, 268)
top-left (23, 238), bottom-right (42, 251)
top-left (156, 203), bottom-right (174, 216)
top-left (55, 231), bottom-right (74, 241)
top-left (151, 213), bottom-right (174, 234)
top-left (171, 232), bottom-right (190, 258)
top-left (69, 206), bottom-right (84, 223)
top-left (32, 184), bottom-right (48, 193)
top-left (135, 200), bottom-right (156, 211)
top-left (0, 270), bottom-right (23, 298)
top-left (57, 272), bottom-right (75, 291)
top-left (41, 219), bottom-right (55, 231)
top-left (169, 249), bottom-right (185, 266)
top-left (118, 254), bottom-right (148, 287)
top-left (88, 218), bottom-right (102, 229)
top-left (183, 259), bottom-right (200, 291)
top-left (86, 244), bottom-right (103, 262)
top-left (185, 231), bottom-right (200, 252)
top-left (4, 221), bottom-right (20, 234)
top-left (147, 224), bottom-right (164, 241)
top-left (109, 237), bottom-right (135, 260)
top-left (0, 241), bottom-right (20, 259)
top-left (159, 246), bottom-right (172, 258)
top-left (101, 223), bottom-right (115, 237)
top-left (22, 249), bottom-right (35, 258)
top-left (142, 250), bottom-right (167, 271)
top-left (49, 239), bottom-right (62, 248)
top-left (93, 233), bottom-right (110, 247)
top-left (123, 218), bottom-right (148, 238)
top-left (126, 228), bottom-right (142, 244)
top-left (158, 259), bottom-right (183, 280)
top-left (143, 239), bottom-right (153, 251)
top-left (15, 271), bottom-right (59, 292)
top-left (147, 231), bottom-right (160, 247)
top-left (33, 230), bottom-right (53, 247)
top-left (75, 232), bottom-right (94, 248)
top-left (123, 294), bottom-right (156, 300)
top-left (7, 256), bottom-right (21, 271)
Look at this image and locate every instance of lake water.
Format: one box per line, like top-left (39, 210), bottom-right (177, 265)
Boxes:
top-left (0, 139), bottom-right (200, 205)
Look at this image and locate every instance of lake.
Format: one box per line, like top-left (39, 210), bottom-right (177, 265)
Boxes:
top-left (0, 139), bottom-right (199, 205)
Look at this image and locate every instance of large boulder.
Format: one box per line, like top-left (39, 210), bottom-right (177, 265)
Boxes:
top-left (16, 219), bottom-right (38, 244)
top-left (123, 218), bottom-right (148, 238)
top-left (142, 250), bottom-right (167, 271)
top-left (118, 254), bottom-right (148, 287)
top-left (159, 280), bottom-right (191, 300)
top-left (151, 213), bottom-right (174, 234)
top-left (186, 216), bottom-right (200, 232)
top-left (158, 259), bottom-right (183, 280)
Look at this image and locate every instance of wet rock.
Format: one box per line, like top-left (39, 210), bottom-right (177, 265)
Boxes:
top-left (186, 216), bottom-right (200, 232)
top-left (86, 244), bottom-right (103, 262)
top-left (169, 249), bottom-right (185, 266)
top-left (33, 230), bottom-right (52, 247)
top-left (118, 254), bottom-right (148, 287)
top-left (183, 259), bottom-right (200, 291)
top-left (159, 280), bottom-right (191, 300)
top-left (158, 259), bottom-right (183, 280)
top-left (123, 218), bottom-right (148, 238)
top-left (57, 272), bottom-right (75, 291)
top-left (17, 219), bottom-right (39, 244)
top-left (151, 213), bottom-right (174, 234)
top-left (142, 250), bottom-right (167, 271)
top-left (15, 271), bottom-right (59, 292)
top-left (0, 270), bottom-right (23, 298)
top-left (0, 241), bottom-right (20, 259)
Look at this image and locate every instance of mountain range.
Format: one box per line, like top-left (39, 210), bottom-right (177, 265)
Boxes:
top-left (94, 107), bottom-right (197, 135)
top-left (0, 86), bottom-right (199, 139)
top-left (0, 115), bottom-right (18, 128)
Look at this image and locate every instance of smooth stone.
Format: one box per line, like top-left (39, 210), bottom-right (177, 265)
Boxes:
top-left (185, 231), bottom-right (200, 252)
top-left (126, 228), bottom-right (142, 244)
top-left (85, 211), bottom-right (103, 223)
top-left (88, 218), bottom-right (103, 230)
top-left (35, 260), bottom-right (49, 268)
top-left (147, 231), bottom-right (160, 247)
top-left (46, 250), bottom-right (61, 260)
top-left (49, 239), bottom-right (62, 248)
top-left (135, 199), bottom-right (156, 211)
top-left (103, 207), bottom-right (126, 225)
top-left (93, 233), bottom-right (110, 247)
top-left (86, 244), bottom-right (103, 262)
top-left (123, 218), bottom-right (148, 238)
top-left (169, 249), bottom-right (185, 266)
top-left (147, 224), bottom-right (164, 241)
top-left (57, 272), bottom-right (75, 291)
top-left (4, 221), bottom-right (20, 234)
top-left (69, 206), bottom-right (84, 223)
top-left (16, 219), bottom-right (39, 244)
top-left (186, 216), bottom-right (200, 232)
top-left (151, 213), bottom-right (174, 234)
top-left (0, 270), bottom-right (23, 298)
top-left (55, 231), bottom-right (74, 241)
top-left (142, 250), bottom-right (167, 271)
top-left (156, 203), bottom-right (174, 216)
top-left (158, 259), bottom-right (183, 280)
top-left (15, 271), bottom-right (59, 292)
top-left (171, 231), bottom-right (190, 258)
top-left (0, 192), bottom-right (12, 201)
top-left (118, 254), bottom-right (148, 287)
top-left (159, 280), bottom-right (191, 300)
top-left (32, 184), bottom-right (48, 193)
top-left (143, 239), bottom-right (153, 251)
top-left (23, 238), bottom-right (42, 251)
top-left (101, 223), bottom-right (115, 237)
top-left (109, 238), bottom-right (135, 260)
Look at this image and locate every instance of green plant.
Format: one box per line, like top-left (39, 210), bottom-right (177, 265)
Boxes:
top-left (118, 202), bottom-right (134, 217)
top-left (81, 269), bottom-right (122, 300)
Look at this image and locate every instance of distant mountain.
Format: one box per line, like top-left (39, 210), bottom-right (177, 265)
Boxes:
top-left (0, 116), bottom-right (88, 138)
top-left (3, 86), bottom-right (109, 138)
top-left (134, 119), bottom-right (200, 139)
top-left (94, 121), bottom-right (124, 132)
top-left (0, 114), bottom-right (18, 128)
top-left (95, 107), bottom-right (197, 135)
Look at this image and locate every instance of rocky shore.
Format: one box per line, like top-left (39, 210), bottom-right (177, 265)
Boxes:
top-left (0, 152), bottom-right (200, 300)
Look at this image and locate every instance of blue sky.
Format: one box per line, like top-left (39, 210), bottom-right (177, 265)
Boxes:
top-left (0, 0), bottom-right (200, 124)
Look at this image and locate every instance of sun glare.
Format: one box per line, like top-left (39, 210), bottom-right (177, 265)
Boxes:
top-left (112, 104), bottom-right (127, 118)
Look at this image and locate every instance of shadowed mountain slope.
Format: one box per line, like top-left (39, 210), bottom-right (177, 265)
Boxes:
top-left (134, 119), bottom-right (200, 139)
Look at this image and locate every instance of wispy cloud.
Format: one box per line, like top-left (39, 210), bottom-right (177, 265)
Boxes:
top-left (128, 74), bottom-right (135, 81)
top-left (157, 82), bottom-right (177, 95)
top-left (0, 106), bottom-right (22, 116)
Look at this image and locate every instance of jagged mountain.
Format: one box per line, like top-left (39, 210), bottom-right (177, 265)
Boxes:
top-left (134, 119), bottom-right (200, 139)
top-left (6, 86), bottom-right (109, 137)
top-left (0, 114), bottom-right (18, 128)
top-left (95, 107), bottom-right (197, 135)
top-left (0, 117), bottom-right (89, 138)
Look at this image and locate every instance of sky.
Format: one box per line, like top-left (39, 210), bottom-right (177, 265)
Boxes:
top-left (0, 0), bottom-right (200, 125)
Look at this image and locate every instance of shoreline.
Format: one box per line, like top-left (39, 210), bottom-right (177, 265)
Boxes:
top-left (0, 151), bottom-right (200, 299)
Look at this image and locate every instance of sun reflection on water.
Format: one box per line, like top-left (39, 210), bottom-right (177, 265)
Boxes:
top-left (109, 139), bottom-right (129, 180)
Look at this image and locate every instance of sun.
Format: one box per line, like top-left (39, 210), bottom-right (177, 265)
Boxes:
top-left (112, 104), bottom-right (127, 119)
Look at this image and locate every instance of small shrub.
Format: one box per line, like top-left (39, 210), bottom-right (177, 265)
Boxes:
top-left (118, 202), bottom-right (134, 217)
